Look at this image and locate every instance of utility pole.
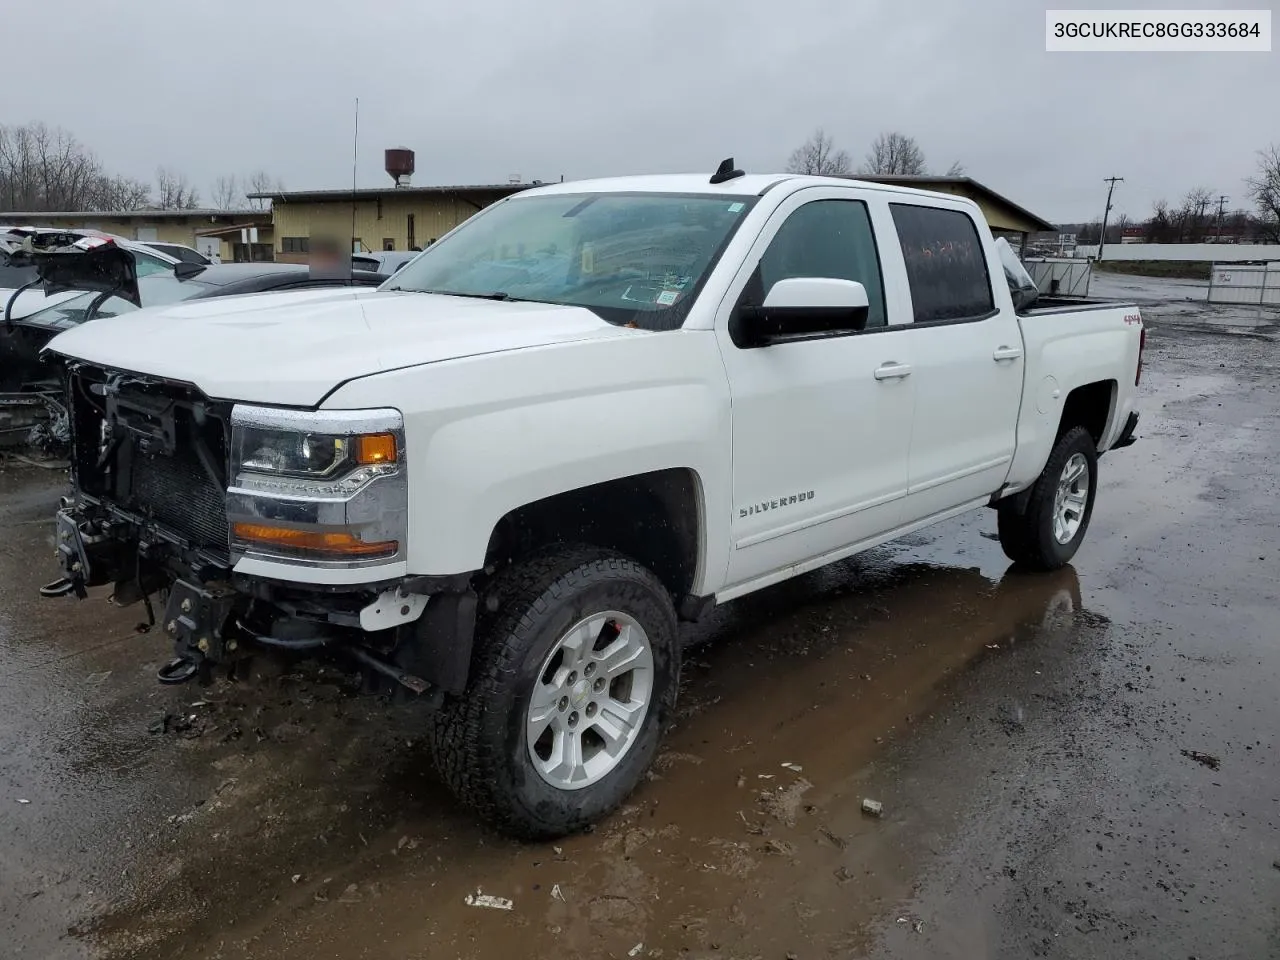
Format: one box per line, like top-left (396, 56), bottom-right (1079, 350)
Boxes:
top-left (1216, 195), bottom-right (1229, 240)
top-left (1097, 176), bottom-right (1124, 262)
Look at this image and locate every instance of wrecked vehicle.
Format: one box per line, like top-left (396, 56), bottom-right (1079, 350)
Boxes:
top-left (2, 239), bottom-right (387, 419)
top-left (41, 165), bottom-right (1144, 839)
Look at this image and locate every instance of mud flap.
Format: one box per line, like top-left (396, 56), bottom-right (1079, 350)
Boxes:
top-left (395, 590), bottom-right (477, 695)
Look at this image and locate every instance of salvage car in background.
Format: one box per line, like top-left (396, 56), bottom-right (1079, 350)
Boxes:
top-left (2, 232), bottom-right (181, 322)
top-left (3, 259), bottom-right (387, 392)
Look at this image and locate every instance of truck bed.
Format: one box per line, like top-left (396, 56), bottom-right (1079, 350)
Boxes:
top-left (1019, 296), bottom-right (1138, 315)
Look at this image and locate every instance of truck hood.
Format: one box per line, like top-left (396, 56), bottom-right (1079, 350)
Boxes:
top-left (46, 288), bottom-right (638, 407)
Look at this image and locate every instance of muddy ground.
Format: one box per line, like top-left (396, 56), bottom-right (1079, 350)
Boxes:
top-left (2, 279), bottom-right (1278, 959)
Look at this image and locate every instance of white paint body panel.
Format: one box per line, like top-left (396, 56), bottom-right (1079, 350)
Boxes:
top-left (48, 174), bottom-right (1142, 595)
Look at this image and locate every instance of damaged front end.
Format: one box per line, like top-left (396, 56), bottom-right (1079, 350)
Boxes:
top-left (44, 362), bottom-right (476, 701)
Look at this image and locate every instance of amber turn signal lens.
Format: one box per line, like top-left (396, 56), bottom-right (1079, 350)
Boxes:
top-left (354, 433), bottom-right (397, 465)
top-left (232, 523), bottom-right (397, 558)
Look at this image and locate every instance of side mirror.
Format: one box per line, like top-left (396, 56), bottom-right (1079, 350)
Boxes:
top-left (734, 277), bottom-right (870, 348)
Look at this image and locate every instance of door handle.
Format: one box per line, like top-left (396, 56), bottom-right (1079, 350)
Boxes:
top-left (873, 362), bottom-right (913, 381)
top-left (993, 345), bottom-right (1023, 361)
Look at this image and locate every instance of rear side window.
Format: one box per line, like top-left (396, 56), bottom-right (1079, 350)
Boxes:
top-left (890, 204), bottom-right (994, 323)
top-left (757, 199), bottom-right (886, 328)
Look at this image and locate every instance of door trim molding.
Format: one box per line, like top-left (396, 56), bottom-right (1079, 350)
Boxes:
top-left (907, 454), bottom-right (1012, 495)
top-left (718, 495), bottom-right (990, 603)
top-left (734, 488), bottom-right (905, 549)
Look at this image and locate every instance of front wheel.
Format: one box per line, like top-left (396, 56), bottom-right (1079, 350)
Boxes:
top-left (997, 425), bottom-right (1099, 571)
top-left (428, 546), bottom-right (679, 839)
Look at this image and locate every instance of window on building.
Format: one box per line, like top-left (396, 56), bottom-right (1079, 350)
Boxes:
top-left (233, 243), bottom-right (274, 263)
top-left (890, 204), bottom-right (994, 323)
top-left (750, 199), bottom-right (886, 329)
top-left (383, 238), bottom-right (396, 251)
top-left (281, 237), bottom-right (310, 254)
top-left (407, 213), bottom-right (416, 249)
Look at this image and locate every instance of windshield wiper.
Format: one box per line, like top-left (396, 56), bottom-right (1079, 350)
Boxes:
top-left (386, 288), bottom-right (524, 302)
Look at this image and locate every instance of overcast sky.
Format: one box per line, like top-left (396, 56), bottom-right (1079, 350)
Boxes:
top-left (4, 0), bottom-right (1274, 224)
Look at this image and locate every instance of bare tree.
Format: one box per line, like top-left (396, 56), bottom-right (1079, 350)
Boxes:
top-left (0, 122), bottom-right (157, 211)
top-left (96, 174), bottom-right (152, 210)
top-left (945, 160), bottom-right (967, 177)
top-left (1105, 213), bottom-right (1132, 245)
top-left (860, 132), bottom-right (927, 176)
top-left (1144, 200), bottom-right (1172, 242)
top-left (245, 169), bottom-right (285, 210)
top-left (0, 122), bottom-right (107, 210)
top-left (1179, 187), bottom-right (1213, 242)
top-left (1246, 144), bottom-right (1280, 243)
top-left (785, 129), bottom-right (852, 176)
top-left (210, 174), bottom-right (242, 210)
top-left (155, 166), bottom-right (201, 209)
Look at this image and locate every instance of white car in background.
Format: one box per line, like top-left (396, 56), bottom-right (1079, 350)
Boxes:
top-left (138, 241), bottom-right (213, 265)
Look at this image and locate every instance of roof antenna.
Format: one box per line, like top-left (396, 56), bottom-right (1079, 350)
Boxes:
top-left (709, 157), bottom-right (745, 185)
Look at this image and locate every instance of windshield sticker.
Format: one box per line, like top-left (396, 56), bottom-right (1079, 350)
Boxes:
top-left (621, 283), bottom-right (662, 304)
top-left (655, 290), bottom-right (680, 307)
top-left (580, 244), bottom-right (594, 274)
top-left (728, 202), bottom-right (745, 213)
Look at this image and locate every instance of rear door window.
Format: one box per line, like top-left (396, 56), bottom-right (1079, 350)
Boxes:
top-left (890, 204), bottom-right (994, 323)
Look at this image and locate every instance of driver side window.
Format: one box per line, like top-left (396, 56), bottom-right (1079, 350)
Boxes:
top-left (755, 199), bottom-right (886, 329)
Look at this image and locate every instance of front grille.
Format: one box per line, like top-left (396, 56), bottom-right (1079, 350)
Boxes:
top-left (130, 444), bottom-right (230, 559)
top-left (69, 368), bottom-right (232, 563)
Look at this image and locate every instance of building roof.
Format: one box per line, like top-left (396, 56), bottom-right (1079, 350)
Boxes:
top-left (842, 175), bottom-right (1055, 232)
top-left (0, 208), bottom-right (270, 220)
top-left (248, 183), bottom-right (537, 203)
top-left (245, 173), bottom-right (1054, 233)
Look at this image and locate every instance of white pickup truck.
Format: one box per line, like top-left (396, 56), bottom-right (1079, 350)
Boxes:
top-left (43, 164), bottom-right (1143, 838)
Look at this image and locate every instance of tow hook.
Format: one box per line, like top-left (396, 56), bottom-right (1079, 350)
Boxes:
top-left (158, 579), bottom-right (240, 685)
top-left (39, 577), bottom-right (81, 599)
top-left (157, 657), bottom-right (201, 685)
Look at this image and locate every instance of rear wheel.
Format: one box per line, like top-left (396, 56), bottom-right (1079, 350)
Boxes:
top-left (428, 545), bottom-right (679, 839)
top-left (997, 426), bottom-right (1098, 571)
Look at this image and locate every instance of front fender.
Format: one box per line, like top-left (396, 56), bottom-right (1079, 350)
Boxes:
top-left (323, 332), bottom-right (732, 590)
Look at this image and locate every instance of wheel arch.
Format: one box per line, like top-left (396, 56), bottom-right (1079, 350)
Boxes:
top-left (1057, 379), bottom-right (1117, 447)
top-left (483, 467), bottom-right (705, 606)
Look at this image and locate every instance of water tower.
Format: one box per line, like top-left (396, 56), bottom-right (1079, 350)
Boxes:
top-left (385, 147), bottom-right (415, 188)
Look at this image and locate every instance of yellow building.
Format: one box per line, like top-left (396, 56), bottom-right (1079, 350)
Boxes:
top-left (255, 175), bottom-right (1052, 263)
top-left (249, 184), bottom-right (533, 263)
top-left (0, 209), bottom-right (273, 262)
top-left (849, 175), bottom-right (1055, 253)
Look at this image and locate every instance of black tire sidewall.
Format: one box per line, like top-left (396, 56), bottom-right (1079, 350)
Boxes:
top-left (1034, 427), bottom-right (1098, 566)
top-left (482, 565), bottom-right (678, 835)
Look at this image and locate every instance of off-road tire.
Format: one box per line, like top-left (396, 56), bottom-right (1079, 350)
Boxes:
top-left (997, 426), bottom-right (1098, 571)
top-left (428, 545), bottom-right (679, 840)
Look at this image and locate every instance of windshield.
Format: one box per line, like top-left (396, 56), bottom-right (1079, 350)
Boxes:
top-left (386, 192), bottom-right (757, 329)
top-left (19, 274), bottom-right (214, 329)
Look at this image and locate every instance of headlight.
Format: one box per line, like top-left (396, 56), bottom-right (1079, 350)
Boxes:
top-left (235, 427), bottom-right (398, 485)
top-left (226, 406), bottom-right (408, 567)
